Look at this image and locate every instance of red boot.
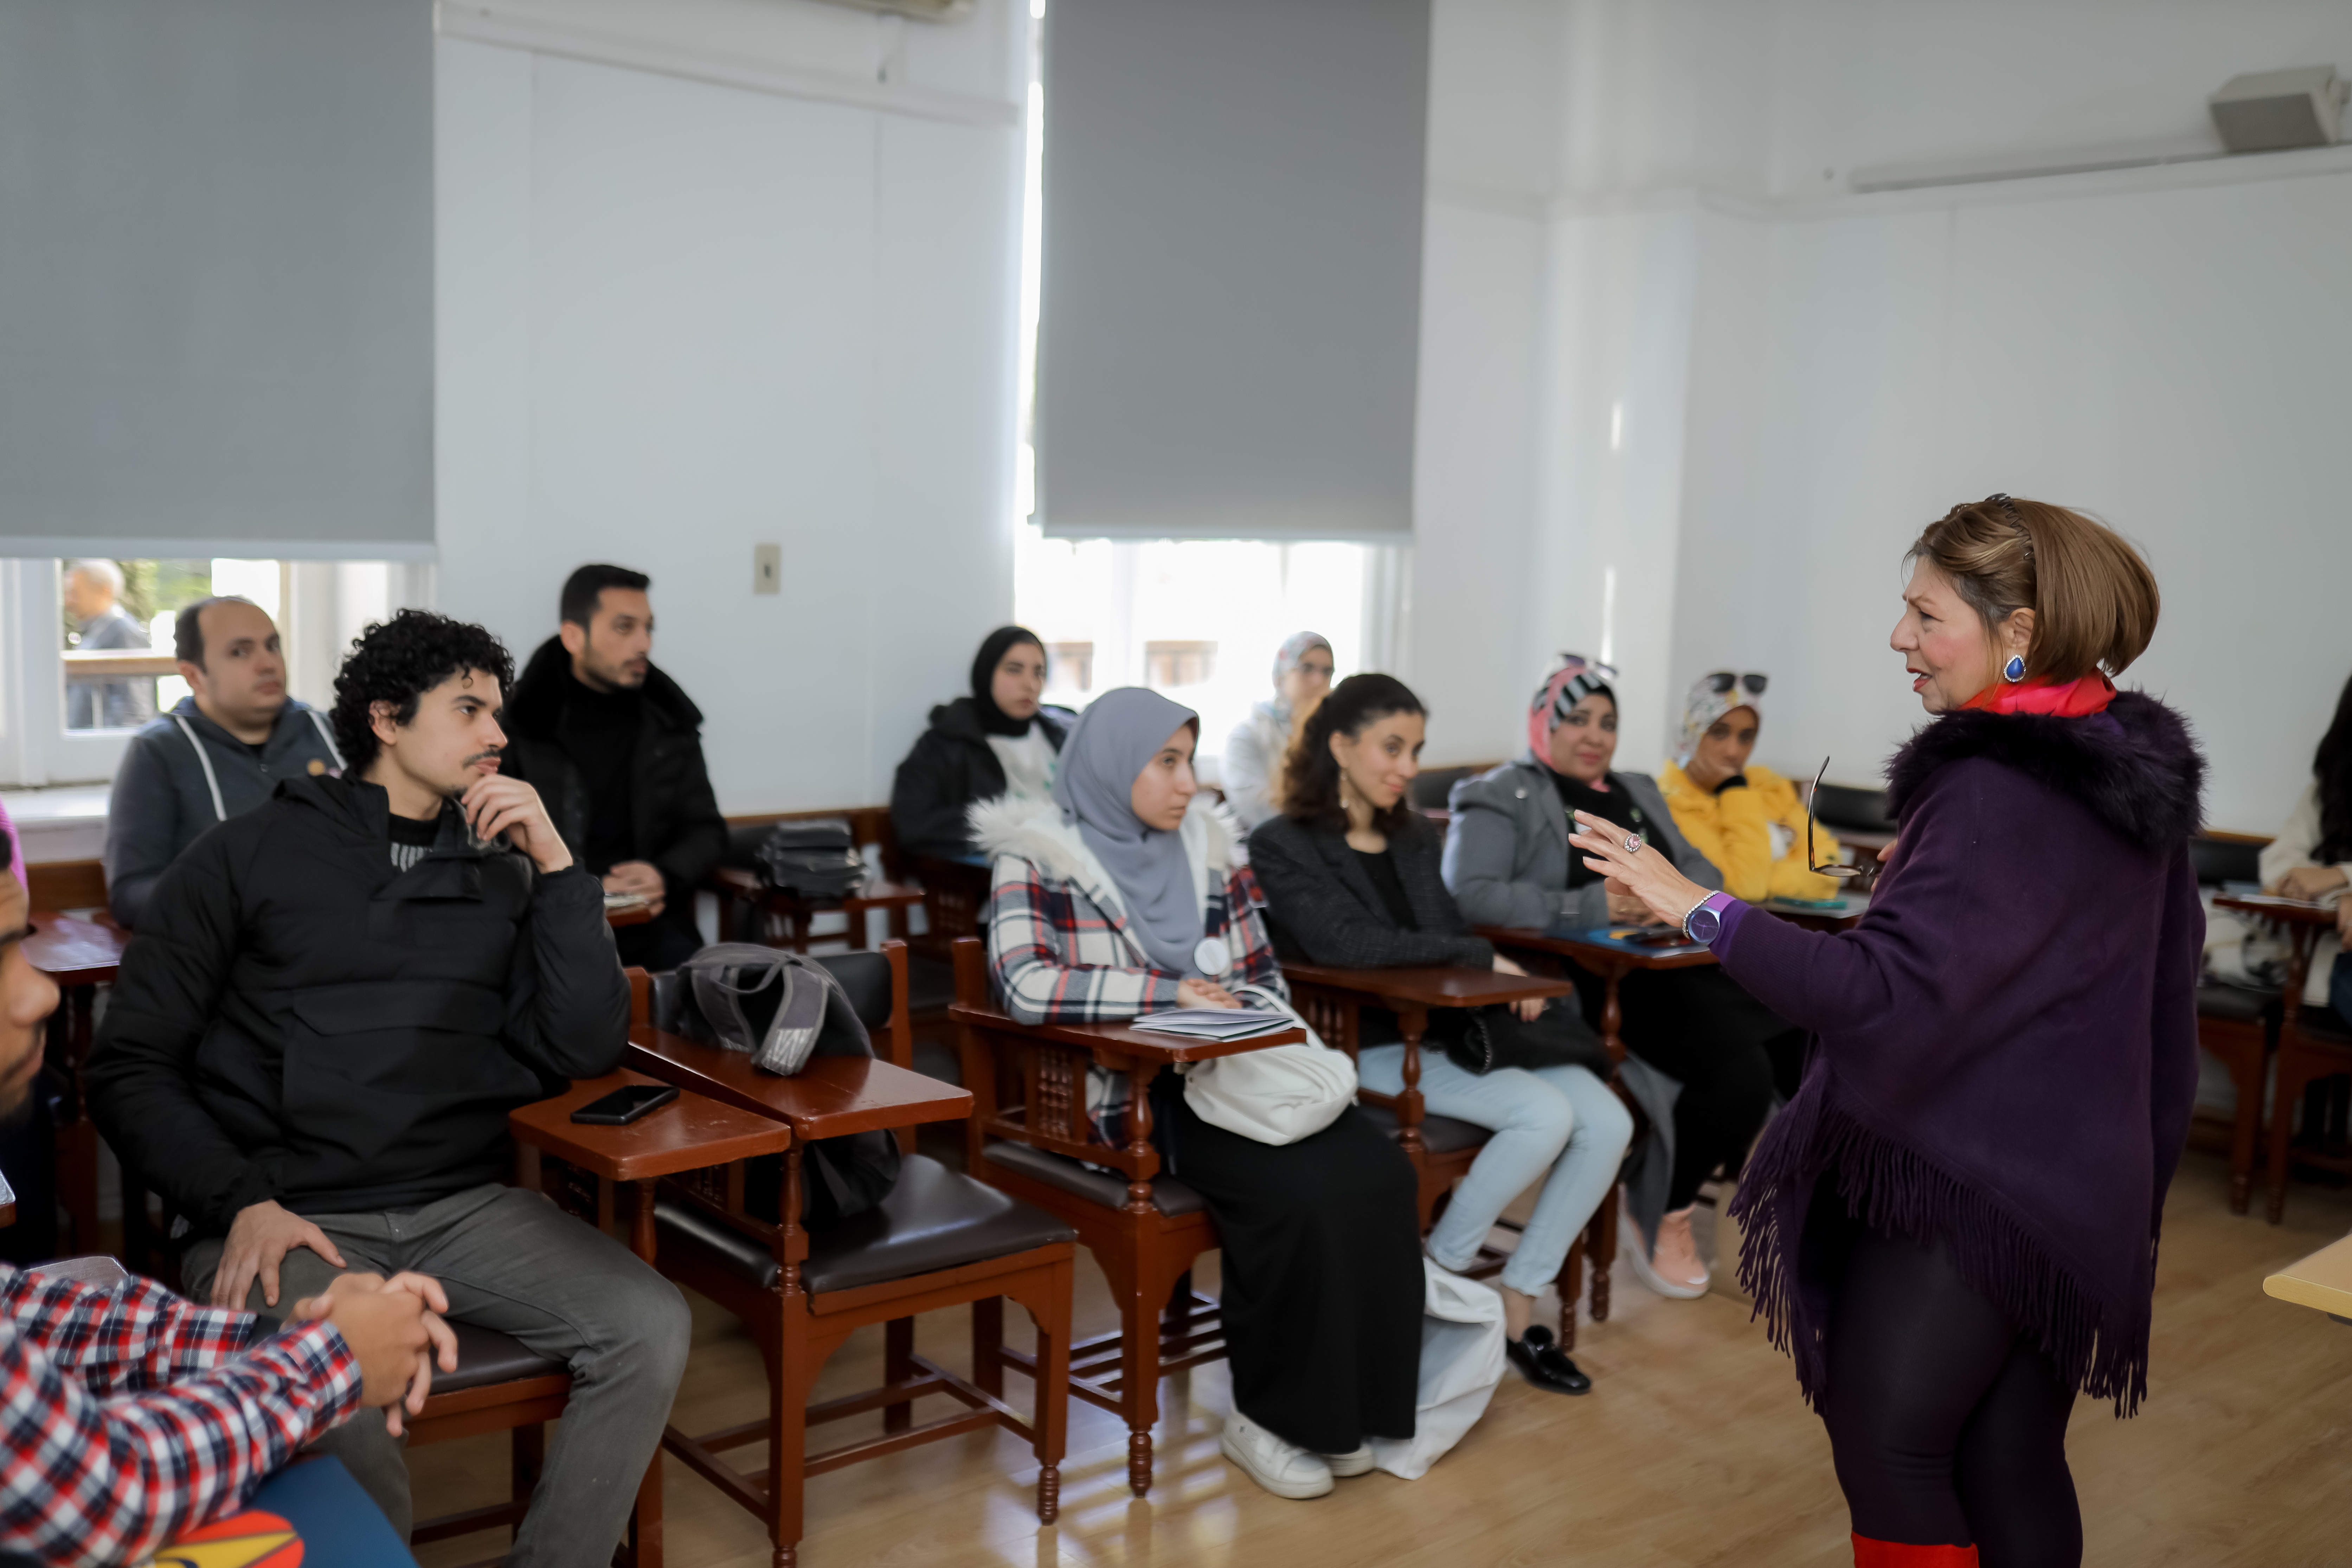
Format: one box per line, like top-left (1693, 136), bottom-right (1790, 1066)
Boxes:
top-left (1851, 1536), bottom-right (1979, 1567)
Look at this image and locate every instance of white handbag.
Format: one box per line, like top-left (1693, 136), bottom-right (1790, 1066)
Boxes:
top-left (1179, 984), bottom-right (1357, 1146)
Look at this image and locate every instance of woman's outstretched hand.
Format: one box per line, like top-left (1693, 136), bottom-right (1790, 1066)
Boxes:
top-left (1568, 810), bottom-right (1711, 930)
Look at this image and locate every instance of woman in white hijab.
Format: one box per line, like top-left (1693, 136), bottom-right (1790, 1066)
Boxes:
top-left (972, 687), bottom-right (1422, 1503)
top-left (1222, 632), bottom-right (1335, 830)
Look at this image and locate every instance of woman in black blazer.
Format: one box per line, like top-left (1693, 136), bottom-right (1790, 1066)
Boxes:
top-left (1249, 675), bottom-right (1633, 1395)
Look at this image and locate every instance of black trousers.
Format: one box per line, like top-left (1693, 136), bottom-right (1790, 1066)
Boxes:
top-left (1823, 1223), bottom-right (2081, 1566)
top-left (1156, 1091), bottom-right (1423, 1453)
top-left (1581, 966), bottom-right (1801, 1209)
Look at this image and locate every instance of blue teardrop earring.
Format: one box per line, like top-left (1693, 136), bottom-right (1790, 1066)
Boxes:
top-left (2003, 654), bottom-right (2027, 682)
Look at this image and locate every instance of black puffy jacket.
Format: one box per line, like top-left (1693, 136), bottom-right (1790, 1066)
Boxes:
top-left (499, 636), bottom-right (729, 905)
top-left (86, 774), bottom-right (629, 1233)
top-left (888, 698), bottom-right (1074, 860)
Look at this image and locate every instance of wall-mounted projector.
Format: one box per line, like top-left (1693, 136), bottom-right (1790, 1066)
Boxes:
top-left (2209, 66), bottom-right (2345, 153)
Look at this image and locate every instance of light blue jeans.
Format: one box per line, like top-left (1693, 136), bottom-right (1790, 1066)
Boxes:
top-left (1357, 1043), bottom-right (1634, 1298)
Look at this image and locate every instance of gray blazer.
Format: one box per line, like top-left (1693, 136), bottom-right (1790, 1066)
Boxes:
top-left (1440, 753), bottom-right (1722, 931)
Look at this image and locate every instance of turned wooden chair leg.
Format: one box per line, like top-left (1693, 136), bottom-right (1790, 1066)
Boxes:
top-left (1559, 1233), bottom-right (1583, 1348)
top-left (2224, 1040), bottom-right (2267, 1216)
top-left (1118, 1263), bottom-right (1165, 1496)
top-left (2268, 1058), bottom-right (2317, 1225)
top-left (1029, 1259), bottom-right (1074, 1524)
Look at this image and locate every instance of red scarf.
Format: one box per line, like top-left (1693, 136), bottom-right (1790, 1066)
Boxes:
top-left (1962, 672), bottom-right (2115, 717)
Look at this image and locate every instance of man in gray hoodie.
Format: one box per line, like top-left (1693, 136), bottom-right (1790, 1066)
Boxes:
top-left (102, 596), bottom-right (342, 926)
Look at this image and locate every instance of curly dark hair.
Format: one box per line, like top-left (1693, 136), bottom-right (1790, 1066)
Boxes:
top-left (332, 609), bottom-right (516, 773)
top-left (1279, 673), bottom-right (1427, 834)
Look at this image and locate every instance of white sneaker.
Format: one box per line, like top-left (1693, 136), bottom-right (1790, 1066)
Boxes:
top-left (1219, 1411), bottom-right (1335, 1499)
top-left (1319, 1445), bottom-right (1376, 1478)
top-left (1622, 1199), bottom-right (1710, 1300)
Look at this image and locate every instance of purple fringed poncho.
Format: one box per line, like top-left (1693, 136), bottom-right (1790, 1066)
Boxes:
top-left (1720, 691), bottom-right (2205, 1415)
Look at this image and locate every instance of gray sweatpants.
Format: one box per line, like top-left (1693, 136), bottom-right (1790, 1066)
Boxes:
top-left (183, 1182), bottom-right (690, 1567)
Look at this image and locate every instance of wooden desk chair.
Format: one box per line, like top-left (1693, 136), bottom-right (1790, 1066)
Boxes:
top-left (2268, 992), bottom-right (2352, 1225)
top-left (947, 937), bottom-right (1301, 1498)
top-left (1279, 961), bottom-right (1616, 1348)
top-left (2196, 981), bottom-right (2280, 1215)
top-left (624, 949), bottom-right (1077, 1568)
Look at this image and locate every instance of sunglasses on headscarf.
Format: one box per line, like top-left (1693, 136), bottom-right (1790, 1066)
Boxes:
top-left (1806, 759), bottom-right (1866, 880)
top-left (1704, 671), bottom-right (1768, 698)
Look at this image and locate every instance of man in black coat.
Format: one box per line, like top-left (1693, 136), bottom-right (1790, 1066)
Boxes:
top-left (500, 564), bottom-right (726, 969)
top-left (87, 610), bottom-right (689, 1566)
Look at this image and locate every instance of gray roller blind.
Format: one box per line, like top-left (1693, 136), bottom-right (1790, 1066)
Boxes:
top-left (1035, 0), bottom-right (1428, 541)
top-left (0, 0), bottom-right (433, 558)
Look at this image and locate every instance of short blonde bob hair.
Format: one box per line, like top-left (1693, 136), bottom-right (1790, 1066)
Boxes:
top-left (1908, 495), bottom-right (2159, 683)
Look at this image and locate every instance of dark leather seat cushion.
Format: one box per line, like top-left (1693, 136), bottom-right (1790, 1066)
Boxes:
top-left (2198, 982), bottom-right (2280, 1026)
top-left (435, 1321), bottom-right (566, 1395)
top-left (659, 1154), bottom-right (1073, 1295)
top-left (1354, 1099), bottom-right (1488, 1155)
top-left (2300, 1005), bottom-right (2352, 1045)
top-left (980, 1139), bottom-right (1206, 1215)
top-left (905, 952), bottom-right (957, 1017)
top-left (811, 952), bottom-right (891, 1031)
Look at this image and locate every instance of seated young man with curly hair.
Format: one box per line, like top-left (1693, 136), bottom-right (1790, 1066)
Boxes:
top-left (88, 610), bottom-right (690, 1567)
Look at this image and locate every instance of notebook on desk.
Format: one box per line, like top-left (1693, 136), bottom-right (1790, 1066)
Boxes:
top-left (141, 1455), bottom-right (409, 1568)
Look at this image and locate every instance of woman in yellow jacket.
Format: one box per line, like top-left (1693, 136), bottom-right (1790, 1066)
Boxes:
top-left (1657, 671), bottom-right (1844, 904)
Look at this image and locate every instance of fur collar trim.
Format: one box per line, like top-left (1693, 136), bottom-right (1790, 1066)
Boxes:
top-left (967, 792), bottom-right (1231, 920)
top-left (1885, 689), bottom-right (2205, 851)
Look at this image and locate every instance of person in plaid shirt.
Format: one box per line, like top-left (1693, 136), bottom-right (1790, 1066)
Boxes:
top-left (0, 827), bottom-right (452, 1568)
top-left (972, 687), bottom-right (1424, 1506)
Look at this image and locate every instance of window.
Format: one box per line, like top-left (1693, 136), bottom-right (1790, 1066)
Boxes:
top-left (1143, 641), bottom-right (1216, 689)
top-left (0, 558), bottom-right (430, 789)
top-left (1010, 526), bottom-right (1407, 784)
top-left (1044, 641), bottom-right (1094, 698)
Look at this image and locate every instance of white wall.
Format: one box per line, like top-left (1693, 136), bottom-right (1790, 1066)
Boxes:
top-left (1408, 0), bottom-right (2352, 832)
top-left (433, 0), bottom-right (1027, 814)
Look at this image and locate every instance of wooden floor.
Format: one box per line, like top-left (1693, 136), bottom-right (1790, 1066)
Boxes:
top-left (408, 1150), bottom-right (2352, 1567)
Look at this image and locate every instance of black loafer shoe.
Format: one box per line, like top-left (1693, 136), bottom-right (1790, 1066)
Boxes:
top-left (1506, 1325), bottom-right (1592, 1395)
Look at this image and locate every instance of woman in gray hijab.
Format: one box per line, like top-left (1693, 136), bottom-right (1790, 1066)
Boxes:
top-left (972, 687), bottom-right (1423, 1503)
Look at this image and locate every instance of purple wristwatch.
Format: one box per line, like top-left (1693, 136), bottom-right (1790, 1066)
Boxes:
top-left (1682, 891), bottom-right (1737, 946)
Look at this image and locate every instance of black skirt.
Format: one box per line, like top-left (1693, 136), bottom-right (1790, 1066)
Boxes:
top-left (1156, 1087), bottom-right (1423, 1453)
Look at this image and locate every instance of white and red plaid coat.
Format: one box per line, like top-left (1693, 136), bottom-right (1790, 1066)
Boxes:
top-left (971, 793), bottom-right (1286, 1025)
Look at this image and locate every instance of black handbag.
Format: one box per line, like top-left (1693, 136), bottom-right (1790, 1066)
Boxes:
top-left (1430, 1002), bottom-right (1612, 1079)
top-left (751, 818), bottom-right (867, 899)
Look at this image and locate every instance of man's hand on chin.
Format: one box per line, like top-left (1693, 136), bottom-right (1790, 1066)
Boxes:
top-left (461, 775), bottom-right (574, 875)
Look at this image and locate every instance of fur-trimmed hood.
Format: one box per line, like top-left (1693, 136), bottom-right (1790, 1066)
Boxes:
top-left (968, 791), bottom-right (1233, 925)
top-left (1885, 690), bottom-right (2205, 852)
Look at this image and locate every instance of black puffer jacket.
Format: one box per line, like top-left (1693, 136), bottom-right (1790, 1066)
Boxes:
top-left (499, 636), bottom-right (729, 904)
top-left (86, 774), bottom-right (629, 1233)
top-left (889, 697), bottom-right (1074, 860)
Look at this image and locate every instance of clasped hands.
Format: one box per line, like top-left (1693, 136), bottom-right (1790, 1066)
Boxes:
top-left (212, 1199), bottom-right (457, 1433)
top-left (291, 1272), bottom-right (461, 1435)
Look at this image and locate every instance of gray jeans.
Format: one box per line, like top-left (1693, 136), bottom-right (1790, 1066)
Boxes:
top-left (183, 1182), bottom-right (691, 1567)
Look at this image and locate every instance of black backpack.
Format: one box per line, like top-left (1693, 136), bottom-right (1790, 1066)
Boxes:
top-left (650, 949), bottom-right (901, 1226)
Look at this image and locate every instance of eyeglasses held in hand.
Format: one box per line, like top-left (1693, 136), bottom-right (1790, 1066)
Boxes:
top-left (1807, 758), bottom-right (1866, 879)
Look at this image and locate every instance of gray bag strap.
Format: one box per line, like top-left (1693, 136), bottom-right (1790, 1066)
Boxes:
top-left (678, 943), bottom-right (872, 1077)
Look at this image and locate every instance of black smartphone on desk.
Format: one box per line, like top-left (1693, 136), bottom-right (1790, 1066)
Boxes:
top-left (570, 1084), bottom-right (680, 1126)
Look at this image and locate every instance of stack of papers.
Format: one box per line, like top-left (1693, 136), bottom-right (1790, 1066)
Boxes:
top-left (1130, 1008), bottom-right (1295, 1042)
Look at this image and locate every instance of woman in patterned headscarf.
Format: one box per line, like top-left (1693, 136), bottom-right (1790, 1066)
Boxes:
top-left (1443, 655), bottom-right (1802, 1301)
top-left (1221, 632), bottom-right (1335, 830)
top-left (1656, 671), bottom-right (1845, 905)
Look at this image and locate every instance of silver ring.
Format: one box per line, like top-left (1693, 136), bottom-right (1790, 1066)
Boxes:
top-left (1623, 834), bottom-right (1643, 853)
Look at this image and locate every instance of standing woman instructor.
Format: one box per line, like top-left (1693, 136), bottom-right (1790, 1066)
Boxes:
top-left (1573, 496), bottom-right (2203, 1568)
